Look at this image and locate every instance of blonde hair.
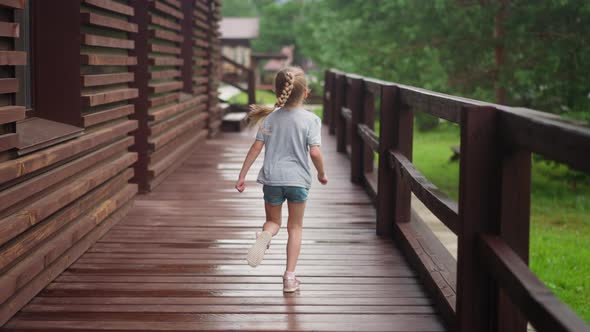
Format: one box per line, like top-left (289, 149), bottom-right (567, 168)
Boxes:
top-left (248, 66), bottom-right (308, 126)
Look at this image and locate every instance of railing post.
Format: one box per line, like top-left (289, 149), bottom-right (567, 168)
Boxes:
top-left (323, 71), bottom-right (332, 126)
top-left (390, 87), bottom-right (413, 225)
top-left (349, 76), bottom-right (364, 183)
top-left (456, 106), bottom-right (501, 332)
top-left (329, 73), bottom-right (339, 136)
top-left (497, 149), bottom-right (531, 332)
top-left (335, 74), bottom-right (347, 153)
top-left (362, 89), bottom-right (375, 174)
top-left (376, 85), bottom-right (397, 235)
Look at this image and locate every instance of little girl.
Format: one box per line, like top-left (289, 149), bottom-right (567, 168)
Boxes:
top-left (235, 66), bottom-right (327, 293)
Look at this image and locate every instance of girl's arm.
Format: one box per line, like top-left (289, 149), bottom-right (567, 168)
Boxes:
top-left (310, 145), bottom-right (328, 185)
top-left (235, 140), bottom-right (264, 192)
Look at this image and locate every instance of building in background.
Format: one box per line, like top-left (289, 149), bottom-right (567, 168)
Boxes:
top-left (220, 17), bottom-right (259, 71)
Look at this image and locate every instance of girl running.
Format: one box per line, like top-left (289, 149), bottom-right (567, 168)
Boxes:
top-left (235, 66), bottom-right (328, 293)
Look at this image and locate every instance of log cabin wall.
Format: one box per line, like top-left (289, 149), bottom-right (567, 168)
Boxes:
top-left (0, 0), bottom-right (221, 325)
top-left (130, 0), bottom-right (216, 192)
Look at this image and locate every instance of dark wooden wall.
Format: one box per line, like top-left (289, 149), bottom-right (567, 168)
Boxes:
top-left (0, 0), bottom-right (221, 325)
top-left (130, 0), bottom-right (220, 192)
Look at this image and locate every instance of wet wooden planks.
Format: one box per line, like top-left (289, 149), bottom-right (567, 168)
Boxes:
top-left (1, 128), bottom-right (447, 332)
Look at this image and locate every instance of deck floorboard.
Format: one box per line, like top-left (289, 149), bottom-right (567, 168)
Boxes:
top-left (1, 128), bottom-right (447, 332)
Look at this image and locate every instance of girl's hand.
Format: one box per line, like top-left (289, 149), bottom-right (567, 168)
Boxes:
top-left (318, 173), bottom-right (328, 185)
top-left (235, 177), bottom-right (246, 192)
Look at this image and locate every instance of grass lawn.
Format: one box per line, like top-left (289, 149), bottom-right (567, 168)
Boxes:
top-left (410, 122), bottom-right (590, 323)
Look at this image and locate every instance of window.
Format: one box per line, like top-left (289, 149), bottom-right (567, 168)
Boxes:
top-left (14, 0), bottom-right (83, 156)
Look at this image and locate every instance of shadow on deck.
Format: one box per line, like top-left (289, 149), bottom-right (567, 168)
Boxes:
top-left (1, 128), bottom-right (446, 331)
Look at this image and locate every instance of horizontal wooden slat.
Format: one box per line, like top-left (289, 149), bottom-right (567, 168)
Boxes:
top-left (161, 0), bottom-right (181, 9)
top-left (81, 54), bottom-right (137, 66)
top-left (149, 93), bottom-right (180, 108)
top-left (0, 152), bottom-right (137, 248)
top-left (149, 96), bottom-right (206, 122)
top-left (481, 235), bottom-right (590, 332)
top-left (0, 22), bottom-right (19, 37)
top-left (149, 43), bottom-right (181, 55)
top-left (83, 104), bottom-right (134, 127)
top-left (149, 13), bottom-right (181, 31)
top-left (150, 69), bottom-right (180, 80)
top-left (0, 105), bottom-right (25, 124)
top-left (148, 117), bottom-right (199, 152)
top-left (82, 88), bottom-right (138, 107)
top-left (83, 0), bottom-right (134, 16)
top-left (80, 12), bottom-right (138, 33)
top-left (193, 18), bottom-right (210, 32)
top-left (0, 78), bottom-right (18, 94)
top-left (357, 124), bottom-right (379, 151)
top-left (150, 29), bottom-right (183, 43)
top-left (0, 133), bottom-right (18, 152)
top-left (149, 56), bottom-right (183, 66)
top-left (81, 72), bottom-right (134, 87)
top-left (151, 0), bottom-right (183, 20)
top-left (150, 109), bottom-right (205, 137)
top-left (82, 34), bottom-right (134, 50)
top-left (194, 38), bottom-right (209, 48)
top-left (0, 0), bottom-right (24, 9)
top-left (0, 51), bottom-right (26, 65)
top-left (0, 120), bottom-right (137, 185)
top-left (148, 81), bottom-right (183, 94)
top-left (389, 150), bottom-right (459, 234)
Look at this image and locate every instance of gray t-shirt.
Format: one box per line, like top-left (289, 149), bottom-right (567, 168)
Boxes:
top-left (255, 107), bottom-right (322, 189)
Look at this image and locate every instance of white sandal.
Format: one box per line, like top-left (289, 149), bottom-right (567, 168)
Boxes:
top-left (247, 231), bottom-right (272, 267)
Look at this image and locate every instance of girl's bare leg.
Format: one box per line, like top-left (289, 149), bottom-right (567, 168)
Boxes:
top-left (262, 203), bottom-right (282, 236)
top-left (286, 201), bottom-right (306, 272)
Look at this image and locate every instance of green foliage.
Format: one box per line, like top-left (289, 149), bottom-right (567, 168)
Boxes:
top-left (238, 0), bottom-right (590, 119)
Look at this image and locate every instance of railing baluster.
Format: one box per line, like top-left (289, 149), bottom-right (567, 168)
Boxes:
top-left (457, 105), bottom-right (501, 332)
top-left (497, 149), bottom-right (531, 332)
top-left (349, 76), bottom-right (364, 183)
top-left (335, 74), bottom-right (347, 153)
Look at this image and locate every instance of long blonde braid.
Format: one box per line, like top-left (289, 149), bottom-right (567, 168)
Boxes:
top-left (248, 67), bottom-right (307, 127)
top-left (274, 71), bottom-right (295, 108)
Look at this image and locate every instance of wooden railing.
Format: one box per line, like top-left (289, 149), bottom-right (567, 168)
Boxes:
top-left (323, 69), bottom-right (590, 332)
top-left (220, 55), bottom-right (255, 105)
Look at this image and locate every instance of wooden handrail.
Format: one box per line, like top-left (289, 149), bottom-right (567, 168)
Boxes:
top-left (389, 150), bottom-right (459, 233)
top-left (220, 55), bottom-right (249, 72)
top-left (480, 235), bottom-right (590, 332)
top-left (324, 68), bottom-right (590, 332)
top-left (357, 124), bottom-right (379, 152)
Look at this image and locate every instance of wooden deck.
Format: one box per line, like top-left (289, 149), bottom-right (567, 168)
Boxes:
top-left (1, 128), bottom-right (446, 332)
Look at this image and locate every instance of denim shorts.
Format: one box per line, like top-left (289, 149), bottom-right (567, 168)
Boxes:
top-left (263, 185), bottom-right (309, 205)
